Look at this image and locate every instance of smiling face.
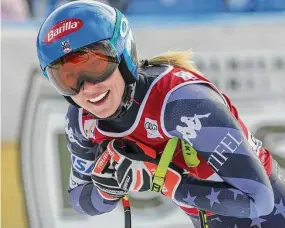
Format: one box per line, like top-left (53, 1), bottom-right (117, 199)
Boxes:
top-left (71, 68), bottom-right (125, 118)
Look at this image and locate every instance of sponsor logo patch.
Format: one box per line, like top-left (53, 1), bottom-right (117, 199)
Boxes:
top-left (144, 118), bottom-right (163, 139)
top-left (174, 71), bottom-right (197, 81)
top-left (45, 19), bottom-right (83, 44)
top-left (61, 40), bottom-right (72, 53)
top-left (83, 119), bottom-right (97, 138)
top-left (120, 17), bottom-right (128, 37)
top-left (71, 154), bottom-right (94, 175)
top-left (176, 113), bottom-right (211, 145)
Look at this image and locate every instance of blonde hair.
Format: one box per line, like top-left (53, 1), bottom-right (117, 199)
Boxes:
top-left (140, 50), bottom-right (200, 74)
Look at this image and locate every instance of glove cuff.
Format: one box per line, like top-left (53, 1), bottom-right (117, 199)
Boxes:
top-left (97, 188), bottom-right (123, 201)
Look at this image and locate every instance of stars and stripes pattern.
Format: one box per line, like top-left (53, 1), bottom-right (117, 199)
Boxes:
top-left (64, 66), bottom-right (285, 228)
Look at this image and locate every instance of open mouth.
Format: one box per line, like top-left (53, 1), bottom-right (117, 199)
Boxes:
top-left (88, 90), bottom-right (111, 105)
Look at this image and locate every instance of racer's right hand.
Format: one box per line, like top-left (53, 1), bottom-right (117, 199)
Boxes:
top-left (91, 141), bottom-right (127, 199)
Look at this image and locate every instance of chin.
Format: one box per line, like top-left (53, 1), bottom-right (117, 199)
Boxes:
top-left (88, 101), bottom-right (121, 119)
top-left (91, 109), bottom-right (117, 119)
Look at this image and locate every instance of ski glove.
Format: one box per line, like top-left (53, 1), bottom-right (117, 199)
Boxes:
top-left (91, 141), bottom-right (127, 199)
top-left (91, 139), bottom-right (156, 198)
top-left (91, 138), bottom-right (183, 199)
top-left (107, 138), bottom-right (156, 193)
top-left (117, 138), bottom-right (185, 199)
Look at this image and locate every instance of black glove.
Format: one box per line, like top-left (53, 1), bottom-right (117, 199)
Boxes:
top-left (91, 138), bottom-right (157, 197)
top-left (107, 138), bottom-right (156, 193)
top-left (92, 138), bottom-right (183, 199)
top-left (91, 140), bottom-right (127, 199)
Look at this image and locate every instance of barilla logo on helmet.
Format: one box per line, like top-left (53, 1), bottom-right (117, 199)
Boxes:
top-left (45, 19), bottom-right (83, 44)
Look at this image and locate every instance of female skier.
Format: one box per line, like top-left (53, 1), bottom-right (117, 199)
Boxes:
top-left (36, 1), bottom-right (285, 227)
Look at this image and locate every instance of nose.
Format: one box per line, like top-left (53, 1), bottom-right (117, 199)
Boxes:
top-left (82, 81), bottom-right (98, 93)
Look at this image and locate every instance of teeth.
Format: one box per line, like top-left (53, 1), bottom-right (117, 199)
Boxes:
top-left (89, 90), bottom-right (109, 103)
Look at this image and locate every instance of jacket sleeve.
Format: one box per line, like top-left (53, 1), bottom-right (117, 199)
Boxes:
top-left (162, 83), bottom-right (274, 218)
top-left (65, 105), bottom-right (120, 216)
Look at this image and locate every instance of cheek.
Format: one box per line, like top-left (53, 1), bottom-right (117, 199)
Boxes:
top-left (117, 84), bottom-right (125, 101)
top-left (110, 78), bottom-right (125, 97)
top-left (71, 93), bottom-right (84, 105)
top-left (119, 80), bottom-right (125, 95)
top-left (71, 95), bottom-right (78, 103)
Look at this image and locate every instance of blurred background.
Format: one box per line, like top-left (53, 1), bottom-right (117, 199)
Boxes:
top-left (2, 0), bottom-right (285, 228)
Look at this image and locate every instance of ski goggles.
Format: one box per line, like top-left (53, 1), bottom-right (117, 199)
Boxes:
top-left (46, 41), bottom-right (119, 96)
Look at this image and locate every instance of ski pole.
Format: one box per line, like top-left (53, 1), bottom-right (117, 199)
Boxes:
top-left (151, 137), bottom-right (179, 192)
top-left (122, 137), bottom-right (208, 228)
top-left (122, 195), bottom-right (131, 228)
top-left (151, 137), bottom-right (208, 228)
top-left (121, 137), bottom-right (178, 228)
top-left (198, 209), bottom-right (209, 228)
